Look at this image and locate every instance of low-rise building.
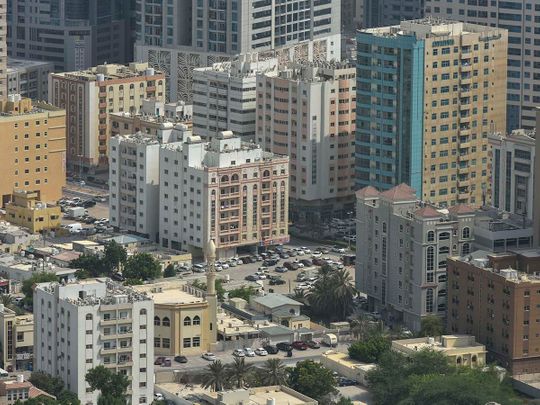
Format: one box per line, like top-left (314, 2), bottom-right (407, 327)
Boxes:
top-left (320, 351), bottom-right (375, 386)
top-left (216, 311), bottom-right (259, 342)
top-left (0, 223), bottom-right (39, 254)
top-left (202, 386), bottom-right (318, 405)
top-left (0, 375), bottom-right (55, 405)
top-left (7, 59), bottom-right (53, 101)
top-left (5, 190), bottom-right (60, 233)
top-left (447, 250), bottom-right (540, 373)
top-left (249, 294), bottom-right (303, 318)
top-left (0, 306), bottom-right (33, 372)
top-left (0, 255), bottom-right (76, 283)
top-left (392, 335), bottom-right (486, 368)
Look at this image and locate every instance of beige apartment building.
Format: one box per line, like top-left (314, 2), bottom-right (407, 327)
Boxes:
top-left (49, 63), bottom-right (165, 172)
top-left (0, 305), bottom-right (33, 372)
top-left (0, 96), bottom-right (66, 206)
top-left (0, 0), bottom-right (6, 100)
top-left (256, 61), bottom-right (356, 222)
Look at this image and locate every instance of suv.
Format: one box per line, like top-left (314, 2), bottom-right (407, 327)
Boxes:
top-left (276, 342), bottom-right (293, 352)
top-left (269, 277), bottom-right (286, 286)
top-left (292, 341), bottom-right (308, 350)
top-left (263, 344), bottom-right (279, 354)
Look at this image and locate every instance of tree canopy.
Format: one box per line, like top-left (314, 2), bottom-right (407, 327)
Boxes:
top-left (70, 241), bottom-right (128, 279)
top-left (419, 315), bottom-right (445, 337)
top-left (122, 252), bottom-right (161, 282)
top-left (288, 360), bottom-right (338, 402)
top-left (22, 273), bottom-right (58, 307)
top-left (228, 285), bottom-right (257, 301)
top-left (27, 371), bottom-right (80, 405)
top-left (163, 264), bottom-right (176, 278)
top-left (85, 365), bottom-right (129, 404)
top-left (367, 349), bottom-right (520, 405)
top-left (348, 334), bottom-right (391, 363)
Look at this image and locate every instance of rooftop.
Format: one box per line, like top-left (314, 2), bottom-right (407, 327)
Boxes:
top-left (474, 207), bottom-right (533, 232)
top-left (379, 183), bottom-right (417, 202)
top-left (251, 293), bottom-right (303, 309)
top-left (8, 58), bottom-right (53, 71)
top-left (392, 335), bottom-right (486, 355)
top-left (54, 62), bottom-right (162, 82)
top-left (259, 324), bottom-right (294, 336)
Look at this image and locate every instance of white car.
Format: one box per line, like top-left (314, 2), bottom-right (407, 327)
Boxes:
top-left (312, 252), bottom-right (322, 258)
top-left (296, 249), bottom-right (305, 255)
top-left (255, 348), bottom-right (268, 356)
top-left (154, 393), bottom-right (164, 401)
top-left (302, 247), bottom-right (311, 254)
top-left (202, 352), bottom-right (218, 361)
top-left (221, 263), bottom-right (230, 270)
top-left (215, 265), bottom-right (223, 272)
top-left (228, 260), bottom-right (237, 267)
top-left (254, 272), bottom-right (267, 280)
top-left (244, 348), bottom-right (255, 357)
top-left (233, 349), bottom-right (245, 358)
top-left (258, 266), bottom-right (269, 272)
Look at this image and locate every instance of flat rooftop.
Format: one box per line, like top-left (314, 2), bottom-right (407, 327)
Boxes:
top-left (147, 288), bottom-right (204, 305)
top-left (393, 335), bottom-right (486, 354)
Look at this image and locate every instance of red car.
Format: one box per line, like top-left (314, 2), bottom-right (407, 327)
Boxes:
top-left (292, 341), bottom-right (308, 350)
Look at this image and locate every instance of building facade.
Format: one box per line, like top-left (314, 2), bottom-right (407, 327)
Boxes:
top-left (193, 55), bottom-right (278, 140)
top-left (447, 250), bottom-right (540, 374)
top-left (356, 19), bottom-right (507, 208)
top-left (489, 130), bottom-right (535, 219)
top-left (0, 305), bottom-right (33, 372)
top-left (361, 0), bottom-right (424, 28)
top-left (425, 0), bottom-right (540, 131)
top-left (7, 0), bottom-right (134, 72)
top-left (5, 190), bottom-right (61, 233)
top-left (535, 109), bottom-right (540, 247)
top-left (7, 59), bottom-right (54, 101)
top-left (34, 279), bottom-right (154, 405)
top-left (0, 96), bottom-right (66, 206)
top-left (49, 63), bottom-right (165, 171)
top-left (159, 131), bottom-right (289, 257)
top-left (356, 184), bottom-right (475, 332)
top-left (0, 0), bottom-right (6, 100)
top-left (257, 61), bottom-right (356, 222)
top-left (134, 0), bottom-right (341, 102)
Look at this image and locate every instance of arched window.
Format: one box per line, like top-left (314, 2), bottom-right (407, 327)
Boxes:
top-left (456, 356), bottom-right (462, 365)
top-left (231, 174), bottom-right (239, 181)
top-left (109, 86), bottom-right (114, 92)
top-left (221, 175), bottom-right (229, 182)
top-left (183, 316), bottom-right (191, 326)
top-left (439, 246), bottom-right (450, 254)
top-left (158, 80), bottom-right (163, 86)
top-left (193, 315), bottom-right (201, 325)
top-left (139, 82), bottom-right (144, 87)
top-left (427, 231), bottom-right (435, 242)
top-left (85, 314), bottom-right (93, 320)
top-left (439, 232), bottom-right (450, 241)
top-left (162, 317), bottom-right (170, 327)
top-left (154, 316), bottom-right (161, 326)
top-left (426, 246), bottom-right (434, 272)
top-left (140, 309), bottom-right (147, 315)
top-left (130, 84), bottom-right (135, 89)
top-left (462, 243), bottom-right (471, 256)
top-left (263, 170), bottom-right (270, 177)
top-left (119, 85), bottom-right (124, 91)
top-left (281, 181), bottom-right (285, 188)
top-left (462, 227), bottom-right (470, 239)
top-left (426, 289), bottom-right (434, 313)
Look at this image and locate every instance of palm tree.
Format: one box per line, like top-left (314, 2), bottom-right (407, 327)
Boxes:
top-left (227, 357), bottom-right (253, 389)
top-left (201, 360), bottom-right (228, 391)
top-left (332, 268), bottom-right (357, 319)
top-left (259, 358), bottom-right (288, 386)
top-left (0, 294), bottom-right (13, 306)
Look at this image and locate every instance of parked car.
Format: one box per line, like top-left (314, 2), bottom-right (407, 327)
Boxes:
top-left (306, 340), bottom-right (320, 349)
top-left (111, 272), bottom-right (125, 282)
top-left (292, 341), bottom-right (308, 350)
top-left (275, 266), bottom-right (288, 273)
top-left (269, 277), bottom-right (286, 286)
top-left (258, 266), bottom-right (269, 272)
top-left (192, 264), bottom-right (206, 273)
top-left (93, 196), bottom-right (107, 202)
top-left (263, 259), bottom-right (279, 266)
top-left (233, 349), bottom-right (245, 358)
top-left (284, 262), bottom-right (299, 271)
top-left (255, 255), bottom-right (263, 261)
top-left (245, 275), bottom-right (259, 282)
top-left (300, 259), bottom-right (313, 267)
top-left (279, 253), bottom-right (290, 259)
top-left (301, 247), bottom-right (311, 254)
top-left (82, 200), bottom-right (96, 208)
top-left (244, 348), bottom-right (255, 357)
top-left (255, 347), bottom-right (269, 356)
top-left (154, 356), bottom-right (165, 365)
top-left (311, 252), bottom-right (323, 259)
top-left (263, 345), bottom-right (278, 355)
top-left (202, 352), bottom-right (217, 361)
top-left (161, 358), bottom-right (172, 367)
top-left (332, 246), bottom-right (347, 253)
top-left (174, 355), bottom-right (188, 363)
top-left (154, 393), bottom-right (164, 401)
top-left (254, 272), bottom-right (267, 279)
top-left (337, 377), bottom-right (357, 387)
top-left (312, 258), bottom-right (326, 266)
top-left (276, 342), bottom-right (293, 352)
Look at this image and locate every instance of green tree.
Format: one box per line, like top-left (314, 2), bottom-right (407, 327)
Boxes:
top-left (419, 315), bottom-right (444, 337)
top-left (85, 365), bottom-right (129, 404)
top-left (201, 360), bottom-right (228, 391)
top-left (103, 240), bottom-right (127, 273)
top-left (348, 334), bottom-right (391, 363)
top-left (335, 397), bottom-right (354, 405)
top-left (163, 264), bottom-right (176, 278)
top-left (308, 267), bottom-right (356, 321)
top-left (70, 254), bottom-right (107, 279)
top-left (29, 371), bottom-right (65, 397)
top-left (57, 390), bottom-right (81, 405)
top-left (123, 253), bottom-right (161, 281)
top-left (288, 360), bottom-right (337, 402)
top-left (22, 273), bottom-right (58, 307)
top-left (227, 357), bottom-right (254, 388)
top-left (0, 294), bottom-right (13, 306)
top-left (15, 398), bottom-right (59, 405)
top-left (259, 358), bottom-right (288, 386)
top-left (228, 286), bottom-right (257, 301)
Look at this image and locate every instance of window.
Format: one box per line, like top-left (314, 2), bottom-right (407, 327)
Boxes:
top-left (462, 243), bottom-right (471, 255)
top-left (193, 337), bottom-right (201, 347)
top-left (162, 317), bottom-right (170, 327)
top-left (426, 246), bottom-right (434, 272)
top-left (183, 338), bottom-right (191, 348)
top-left (426, 289), bottom-right (434, 313)
top-left (154, 338), bottom-right (160, 347)
top-left (85, 314), bottom-right (92, 320)
top-left (462, 227), bottom-right (470, 239)
top-left (154, 316), bottom-right (160, 326)
top-left (140, 309), bottom-right (147, 315)
top-left (427, 231), bottom-right (435, 242)
top-left (193, 315), bottom-right (201, 325)
top-left (183, 316), bottom-right (191, 326)
top-left (439, 232), bottom-right (450, 241)
top-left (439, 246), bottom-right (450, 254)
top-left (162, 338), bottom-right (170, 348)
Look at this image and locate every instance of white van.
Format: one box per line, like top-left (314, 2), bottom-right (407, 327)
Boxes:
top-left (64, 223), bottom-right (83, 234)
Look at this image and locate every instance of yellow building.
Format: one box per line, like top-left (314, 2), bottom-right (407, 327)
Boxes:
top-left (320, 351), bottom-right (376, 386)
top-left (134, 280), bottom-right (213, 356)
top-left (0, 305), bottom-right (33, 372)
top-left (5, 190), bottom-right (61, 233)
top-left (392, 334), bottom-right (486, 368)
top-left (0, 96), bottom-right (66, 206)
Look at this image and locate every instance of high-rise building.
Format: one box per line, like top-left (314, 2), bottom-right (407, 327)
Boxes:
top-left (49, 63), bottom-right (165, 172)
top-left (356, 19), bottom-right (507, 208)
top-left (7, 59), bottom-right (54, 101)
top-left (489, 129), bottom-right (535, 219)
top-left (193, 55), bottom-right (278, 141)
top-left (361, 0), bottom-right (424, 28)
top-left (134, 0), bottom-right (341, 102)
top-left (425, 0), bottom-right (540, 131)
top-left (356, 183), bottom-right (475, 332)
top-left (7, 0), bottom-right (134, 72)
top-left (256, 61), bottom-right (356, 222)
top-left (534, 109), bottom-right (540, 247)
top-left (0, 96), bottom-right (66, 206)
top-left (447, 250), bottom-right (540, 374)
top-left (34, 279), bottom-right (154, 404)
top-left (159, 131), bottom-right (289, 257)
top-left (0, 0), bottom-right (6, 100)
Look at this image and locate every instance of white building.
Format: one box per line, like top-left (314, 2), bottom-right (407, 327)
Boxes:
top-left (159, 131), bottom-right (289, 257)
top-left (34, 279), bottom-right (154, 405)
top-left (356, 184), bottom-right (476, 332)
top-left (489, 130), bottom-right (536, 219)
top-left (256, 61), bottom-right (356, 222)
top-left (192, 55), bottom-right (278, 140)
top-left (7, 58), bottom-right (53, 101)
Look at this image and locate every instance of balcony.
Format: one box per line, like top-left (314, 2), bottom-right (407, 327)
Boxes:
top-left (100, 346), bottom-right (118, 355)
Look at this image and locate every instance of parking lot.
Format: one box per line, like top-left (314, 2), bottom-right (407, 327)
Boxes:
top-left (58, 185), bottom-right (110, 235)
